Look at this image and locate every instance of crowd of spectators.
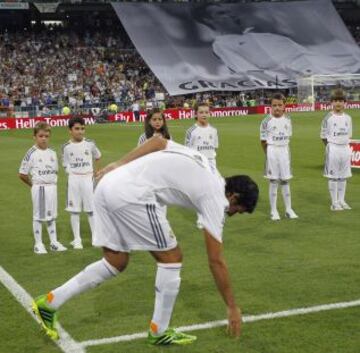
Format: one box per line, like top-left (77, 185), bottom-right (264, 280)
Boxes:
top-left (0, 21), bottom-right (359, 117)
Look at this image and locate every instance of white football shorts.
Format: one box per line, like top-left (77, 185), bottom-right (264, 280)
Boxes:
top-left (92, 184), bottom-right (177, 253)
top-left (66, 174), bottom-right (95, 213)
top-left (324, 143), bottom-right (352, 179)
top-left (31, 184), bottom-right (57, 221)
top-left (264, 145), bottom-right (292, 180)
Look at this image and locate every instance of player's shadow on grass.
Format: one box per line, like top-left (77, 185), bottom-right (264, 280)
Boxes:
top-left (299, 164), bottom-right (323, 172)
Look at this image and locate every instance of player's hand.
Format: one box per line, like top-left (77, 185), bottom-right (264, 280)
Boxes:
top-left (226, 306), bottom-right (241, 338)
top-left (95, 162), bottom-right (118, 183)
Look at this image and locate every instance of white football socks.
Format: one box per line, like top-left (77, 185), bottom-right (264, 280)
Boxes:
top-left (269, 180), bottom-right (279, 214)
top-left (70, 213), bottom-right (81, 242)
top-left (280, 182), bottom-right (292, 212)
top-left (337, 179), bottom-right (347, 204)
top-left (33, 220), bottom-right (43, 244)
top-left (328, 179), bottom-right (338, 205)
top-left (150, 263), bottom-right (182, 335)
top-left (46, 220), bottom-right (57, 243)
top-left (47, 258), bottom-right (119, 310)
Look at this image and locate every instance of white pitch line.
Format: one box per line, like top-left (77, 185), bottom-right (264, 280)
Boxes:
top-left (0, 266), bottom-right (85, 353)
top-left (80, 298), bottom-right (360, 348)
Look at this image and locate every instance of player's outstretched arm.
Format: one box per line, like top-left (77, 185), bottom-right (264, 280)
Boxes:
top-left (204, 229), bottom-right (241, 338)
top-left (19, 173), bottom-right (32, 187)
top-left (96, 136), bottom-right (167, 181)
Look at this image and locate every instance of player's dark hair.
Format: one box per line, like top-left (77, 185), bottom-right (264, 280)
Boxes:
top-left (271, 93), bottom-right (285, 104)
top-left (331, 88), bottom-right (346, 102)
top-left (34, 122), bottom-right (51, 136)
top-left (225, 175), bottom-right (259, 213)
top-left (68, 116), bottom-right (85, 129)
top-left (144, 108), bottom-right (170, 140)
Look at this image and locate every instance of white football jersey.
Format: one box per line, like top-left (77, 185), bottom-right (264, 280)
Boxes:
top-left (100, 141), bottom-right (228, 242)
top-left (185, 124), bottom-right (218, 160)
top-left (19, 146), bottom-right (58, 184)
top-left (260, 115), bottom-right (292, 146)
top-left (62, 139), bottom-right (101, 175)
top-left (320, 112), bottom-right (352, 145)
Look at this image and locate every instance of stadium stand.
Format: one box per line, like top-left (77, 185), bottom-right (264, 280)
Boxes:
top-left (0, 0), bottom-right (359, 117)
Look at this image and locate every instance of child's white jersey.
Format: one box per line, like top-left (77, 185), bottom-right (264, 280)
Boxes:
top-left (260, 114), bottom-right (292, 146)
top-left (19, 146), bottom-right (58, 184)
top-left (320, 112), bottom-right (352, 145)
top-left (185, 124), bottom-right (218, 160)
top-left (62, 139), bottom-right (101, 175)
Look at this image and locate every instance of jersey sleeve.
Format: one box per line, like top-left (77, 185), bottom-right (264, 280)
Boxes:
top-left (260, 118), bottom-right (268, 141)
top-left (92, 142), bottom-right (101, 159)
top-left (137, 133), bottom-right (147, 146)
top-left (198, 195), bottom-right (226, 243)
top-left (288, 118), bottom-right (293, 137)
top-left (214, 128), bottom-right (219, 148)
top-left (53, 151), bottom-right (59, 173)
top-left (349, 116), bottom-right (353, 139)
top-left (185, 127), bottom-right (194, 147)
top-left (320, 116), bottom-right (329, 139)
top-left (19, 152), bottom-right (32, 175)
top-left (61, 144), bottom-right (69, 170)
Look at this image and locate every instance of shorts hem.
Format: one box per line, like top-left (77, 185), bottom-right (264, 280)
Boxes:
top-left (323, 174), bottom-right (352, 179)
top-left (264, 175), bottom-right (293, 180)
top-left (92, 241), bottom-right (177, 253)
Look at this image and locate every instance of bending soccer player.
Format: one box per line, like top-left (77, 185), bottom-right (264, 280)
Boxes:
top-left (32, 137), bottom-right (259, 344)
top-left (320, 89), bottom-right (353, 210)
top-left (260, 93), bottom-right (298, 221)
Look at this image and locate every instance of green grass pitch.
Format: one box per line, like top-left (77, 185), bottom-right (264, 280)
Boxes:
top-left (0, 111), bottom-right (359, 353)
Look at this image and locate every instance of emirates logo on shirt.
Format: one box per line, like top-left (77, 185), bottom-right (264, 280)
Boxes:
top-left (85, 150), bottom-right (89, 155)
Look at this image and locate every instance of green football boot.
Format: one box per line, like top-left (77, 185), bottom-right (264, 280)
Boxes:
top-left (148, 328), bottom-right (197, 345)
top-left (32, 294), bottom-right (59, 340)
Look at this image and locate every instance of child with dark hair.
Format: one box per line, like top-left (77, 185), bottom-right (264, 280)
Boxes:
top-left (62, 117), bottom-right (102, 249)
top-left (138, 109), bottom-right (171, 146)
top-left (260, 93), bottom-right (298, 221)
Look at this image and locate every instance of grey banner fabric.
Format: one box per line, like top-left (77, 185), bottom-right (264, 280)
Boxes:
top-left (113, 0), bottom-right (360, 95)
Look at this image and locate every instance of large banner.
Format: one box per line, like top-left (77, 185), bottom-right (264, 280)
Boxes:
top-left (113, 0), bottom-right (360, 95)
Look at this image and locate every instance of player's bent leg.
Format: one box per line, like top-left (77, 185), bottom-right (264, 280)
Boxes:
top-left (33, 249), bottom-right (123, 339)
top-left (147, 247), bottom-right (196, 345)
top-left (103, 247), bottom-right (129, 272)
